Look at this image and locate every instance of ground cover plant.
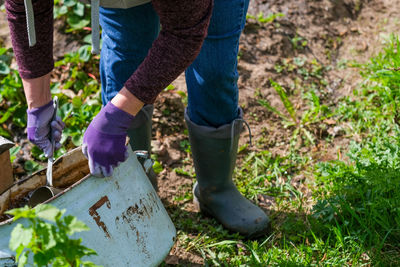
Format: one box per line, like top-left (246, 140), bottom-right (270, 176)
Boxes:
top-left (6, 204), bottom-right (99, 266)
top-left (1, 0), bottom-right (400, 265)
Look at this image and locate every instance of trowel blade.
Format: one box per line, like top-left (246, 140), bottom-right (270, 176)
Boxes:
top-left (46, 157), bottom-right (54, 187)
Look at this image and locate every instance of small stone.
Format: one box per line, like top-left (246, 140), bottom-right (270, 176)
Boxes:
top-left (164, 255), bottom-right (179, 265)
top-left (151, 140), bottom-right (166, 156)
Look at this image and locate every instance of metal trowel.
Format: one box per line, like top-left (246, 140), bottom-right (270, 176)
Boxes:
top-left (29, 97), bottom-right (62, 207)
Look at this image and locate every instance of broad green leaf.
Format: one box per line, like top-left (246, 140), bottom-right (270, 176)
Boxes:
top-left (72, 96), bottom-right (83, 108)
top-left (63, 0), bottom-right (76, 7)
top-left (67, 15), bottom-right (90, 30)
top-left (0, 126), bottom-right (11, 139)
top-left (51, 82), bottom-right (61, 94)
top-left (9, 224), bottom-right (33, 251)
top-left (15, 245), bottom-right (24, 262)
top-left (83, 34), bottom-right (92, 44)
top-left (73, 2), bottom-right (85, 17)
top-left (0, 47), bottom-right (8, 55)
top-left (71, 134), bottom-right (83, 146)
top-left (35, 204), bottom-right (64, 222)
top-left (153, 161), bottom-right (163, 174)
top-left (24, 160), bottom-right (42, 173)
top-left (6, 206), bottom-right (35, 221)
top-left (78, 45), bottom-right (91, 62)
top-left (64, 215), bottom-right (90, 234)
top-left (33, 251), bottom-right (53, 266)
top-left (37, 222), bottom-right (57, 249)
top-left (17, 251), bottom-right (28, 267)
top-left (58, 5), bottom-right (68, 16)
top-left (59, 102), bottom-right (73, 119)
top-left (0, 61), bottom-right (10, 75)
top-left (9, 146), bottom-right (21, 163)
top-left (31, 146), bottom-right (46, 161)
top-left (0, 104), bottom-right (17, 123)
top-left (12, 105), bottom-right (27, 127)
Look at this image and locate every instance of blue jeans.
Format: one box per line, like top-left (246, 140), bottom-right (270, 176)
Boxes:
top-left (99, 0), bottom-right (250, 127)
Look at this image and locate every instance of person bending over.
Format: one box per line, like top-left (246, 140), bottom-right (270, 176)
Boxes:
top-left (6, 0), bottom-right (270, 238)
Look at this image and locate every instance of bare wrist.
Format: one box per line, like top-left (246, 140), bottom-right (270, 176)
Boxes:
top-left (22, 73), bottom-right (52, 109)
top-left (111, 87), bottom-right (144, 116)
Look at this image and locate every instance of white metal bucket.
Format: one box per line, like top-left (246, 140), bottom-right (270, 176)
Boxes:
top-left (0, 147), bottom-right (176, 266)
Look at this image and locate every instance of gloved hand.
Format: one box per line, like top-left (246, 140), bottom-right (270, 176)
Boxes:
top-left (27, 100), bottom-right (65, 158)
top-left (82, 102), bottom-right (135, 177)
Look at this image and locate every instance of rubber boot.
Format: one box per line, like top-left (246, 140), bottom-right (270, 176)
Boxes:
top-left (185, 109), bottom-right (271, 238)
top-left (127, 105), bottom-right (158, 190)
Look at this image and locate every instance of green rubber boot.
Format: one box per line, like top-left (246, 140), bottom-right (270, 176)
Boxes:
top-left (127, 104), bottom-right (158, 190)
top-left (185, 109), bottom-right (271, 238)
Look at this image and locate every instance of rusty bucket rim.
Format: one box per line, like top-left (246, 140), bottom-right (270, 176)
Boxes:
top-left (0, 147), bottom-right (91, 226)
top-left (0, 175), bottom-right (91, 226)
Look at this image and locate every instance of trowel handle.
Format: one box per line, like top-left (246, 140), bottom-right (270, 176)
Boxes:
top-left (49, 96), bottom-right (59, 159)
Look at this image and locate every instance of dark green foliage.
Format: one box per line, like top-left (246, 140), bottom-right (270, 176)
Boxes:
top-left (6, 204), bottom-right (100, 267)
top-left (54, 0), bottom-right (91, 33)
top-left (0, 48), bottom-right (26, 139)
top-left (313, 135), bottom-right (400, 264)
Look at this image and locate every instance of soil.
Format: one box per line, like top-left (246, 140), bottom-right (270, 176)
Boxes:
top-left (1, 0), bottom-right (399, 265)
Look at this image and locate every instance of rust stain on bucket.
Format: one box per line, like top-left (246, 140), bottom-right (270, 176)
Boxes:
top-left (89, 196), bottom-right (112, 238)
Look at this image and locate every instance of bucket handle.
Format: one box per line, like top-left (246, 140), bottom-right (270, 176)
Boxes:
top-left (134, 150), bottom-right (154, 174)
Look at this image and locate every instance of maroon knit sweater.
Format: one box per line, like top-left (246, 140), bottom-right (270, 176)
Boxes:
top-left (5, 0), bottom-right (212, 104)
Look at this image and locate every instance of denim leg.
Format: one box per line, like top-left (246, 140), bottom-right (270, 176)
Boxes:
top-left (185, 0), bottom-right (250, 127)
top-left (99, 3), bottom-right (160, 105)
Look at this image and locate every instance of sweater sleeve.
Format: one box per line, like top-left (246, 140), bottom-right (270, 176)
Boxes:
top-left (5, 0), bottom-right (54, 79)
top-left (124, 0), bottom-right (213, 104)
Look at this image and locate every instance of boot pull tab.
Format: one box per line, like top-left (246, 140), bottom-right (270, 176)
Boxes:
top-left (230, 119), bottom-right (252, 152)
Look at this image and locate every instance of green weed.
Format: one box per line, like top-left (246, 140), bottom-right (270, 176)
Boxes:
top-left (312, 134), bottom-right (400, 265)
top-left (259, 79), bottom-right (330, 147)
top-left (54, 0), bottom-right (91, 33)
top-left (6, 204), bottom-right (99, 266)
top-left (335, 34), bottom-right (400, 138)
top-left (0, 48), bottom-right (26, 139)
top-left (246, 12), bottom-right (285, 24)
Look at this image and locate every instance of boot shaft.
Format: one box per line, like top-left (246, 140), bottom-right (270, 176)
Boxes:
top-left (127, 104), bottom-right (154, 153)
top-left (186, 109), bottom-right (271, 237)
top-left (127, 105), bottom-right (158, 190)
top-left (185, 109), bottom-right (243, 191)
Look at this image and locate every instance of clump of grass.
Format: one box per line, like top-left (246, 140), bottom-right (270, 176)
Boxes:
top-left (310, 34), bottom-right (400, 265)
top-left (312, 133), bottom-right (400, 265)
top-left (336, 34), bottom-right (400, 138)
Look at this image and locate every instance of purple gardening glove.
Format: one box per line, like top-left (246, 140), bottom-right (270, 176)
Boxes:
top-left (27, 100), bottom-right (65, 158)
top-left (82, 102), bottom-right (135, 177)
